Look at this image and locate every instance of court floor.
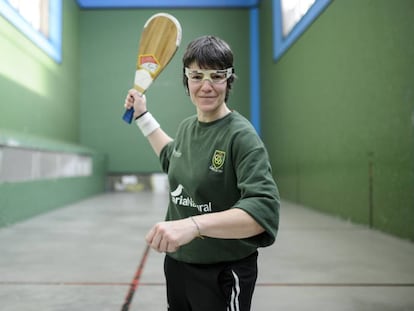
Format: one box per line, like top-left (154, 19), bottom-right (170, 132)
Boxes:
top-left (0, 192), bottom-right (413, 310)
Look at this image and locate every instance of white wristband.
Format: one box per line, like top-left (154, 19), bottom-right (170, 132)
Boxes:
top-left (135, 112), bottom-right (160, 136)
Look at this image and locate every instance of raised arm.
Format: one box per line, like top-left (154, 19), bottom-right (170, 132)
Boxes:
top-left (124, 89), bottom-right (173, 156)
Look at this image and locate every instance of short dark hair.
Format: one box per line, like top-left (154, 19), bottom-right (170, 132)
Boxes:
top-left (182, 35), bottom-right (236, 102)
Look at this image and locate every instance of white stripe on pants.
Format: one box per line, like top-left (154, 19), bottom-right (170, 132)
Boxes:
top-left (228, 270), bottom-right (240, 311)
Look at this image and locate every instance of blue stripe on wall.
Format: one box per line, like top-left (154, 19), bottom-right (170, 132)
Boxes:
top-left (249, 7), bottom-right (261, 135)
top-left (77, 0), bottom-right (260, 9)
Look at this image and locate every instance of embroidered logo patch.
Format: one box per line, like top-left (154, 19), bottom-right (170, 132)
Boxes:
top-left (210, 150), bottom-right (226, 172)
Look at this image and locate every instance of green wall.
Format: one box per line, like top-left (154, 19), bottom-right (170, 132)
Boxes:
top-left (260, 0), bottom-right (414, 240)
top-left (0, 0), bottom-right (106, 227)
top-left (0, 150), bottom-right (106, 226)
top-left (79, 9), bottom-right (251, 173)
top-left (1, 0), bottom-right (412, 241)
top-left (0, 0), bottom-right (80, 141)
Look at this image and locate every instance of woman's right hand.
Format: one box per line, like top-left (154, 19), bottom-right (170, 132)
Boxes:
top-left (124, 89), bottom-right (147, 119)
top-left (145, 218), bottom-right (200, 253)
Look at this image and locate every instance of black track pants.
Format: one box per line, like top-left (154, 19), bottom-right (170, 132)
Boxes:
top-left (164, 251), bottom-right (258, 311)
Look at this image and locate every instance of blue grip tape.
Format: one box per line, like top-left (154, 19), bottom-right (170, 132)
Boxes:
top-left (122, 108), bottom-right (135, 124)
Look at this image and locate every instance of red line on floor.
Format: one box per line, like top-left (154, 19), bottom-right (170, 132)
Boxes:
top-left (1, 281), bottom-right (413, 287)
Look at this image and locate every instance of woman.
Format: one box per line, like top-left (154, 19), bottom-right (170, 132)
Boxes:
top-left (124, 35), bottom-right (280, 311)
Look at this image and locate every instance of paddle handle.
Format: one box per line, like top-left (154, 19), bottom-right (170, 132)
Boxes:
top-left (122, 108), bottom-right (135, 124)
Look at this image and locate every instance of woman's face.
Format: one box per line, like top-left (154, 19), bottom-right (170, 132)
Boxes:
top-left (185, 63), bottom-right (230, 121)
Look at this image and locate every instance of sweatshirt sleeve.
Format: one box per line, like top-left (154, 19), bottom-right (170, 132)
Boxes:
top-left (231, 128), bottom-right (280, 247)
top-left (159, 140), bottom-right (175, 173)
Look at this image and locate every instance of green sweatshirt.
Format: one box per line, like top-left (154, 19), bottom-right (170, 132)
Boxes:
top-left (159, 111), bottom-right (280, 264)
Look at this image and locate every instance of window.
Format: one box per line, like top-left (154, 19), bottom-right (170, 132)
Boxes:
top-left (273, 0), bottom-right (332, 61)
top-left (281, 0), bottom-right (316, 37)
top-left (7, 0), bottom-right (49, 37)
top-left (0, 0), bottom-right (62, 63)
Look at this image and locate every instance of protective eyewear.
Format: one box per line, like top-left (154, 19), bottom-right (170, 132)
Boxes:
top-left (185, 67), bottom-right (233, 84)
